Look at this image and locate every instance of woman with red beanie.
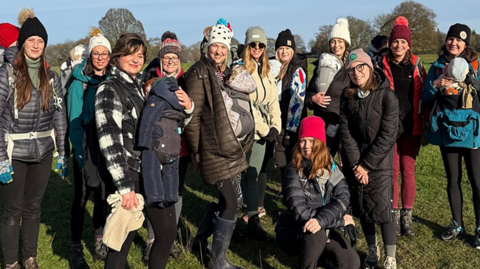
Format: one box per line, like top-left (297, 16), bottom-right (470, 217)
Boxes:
top-left (340, 49), bottom-right (398, 268)
top-left (0, 23), bottom-right (19, 51)
top-left (380, 16), bottom-right (426, 237)
top-left (275, 116), bottom-right (360, 269)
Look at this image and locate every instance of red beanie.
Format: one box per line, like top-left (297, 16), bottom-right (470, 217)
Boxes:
top-left (389, 16), bottom-right (412, 47)
top-left (0, 23), bottom-right (20, 49)
top-left (298, 116), bottom-right (326, 144)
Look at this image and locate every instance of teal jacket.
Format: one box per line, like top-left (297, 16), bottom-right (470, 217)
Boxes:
top-left (422, 56), bottom-right (480, 148)
top-left (67, 59), bottom-right (109, 167)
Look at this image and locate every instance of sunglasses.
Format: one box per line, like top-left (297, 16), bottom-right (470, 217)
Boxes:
top-left (347, 63), bottom-right (368, 75)
top-left (249, 42), bottom-right (266, 49)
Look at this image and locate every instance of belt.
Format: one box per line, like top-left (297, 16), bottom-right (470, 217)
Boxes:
top-left (5, 129), bottom-right (55, 161)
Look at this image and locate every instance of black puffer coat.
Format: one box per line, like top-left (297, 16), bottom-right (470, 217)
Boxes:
top-left (276, 162), bottom-right (350, 231)
top-left (0, 46), bottom-right (67, 162)
top-left (340, 69), bottom-right (398, 223)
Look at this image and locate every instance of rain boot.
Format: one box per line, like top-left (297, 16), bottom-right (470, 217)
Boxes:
top-left (209, 215), bottom-right (242, 269)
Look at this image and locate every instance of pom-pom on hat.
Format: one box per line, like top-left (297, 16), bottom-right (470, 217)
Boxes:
top-left (245, 26), bottom-right (267, 46)
top-left (158, 38), bottom-right (181, 59)
top-left (329, 18), bottom-right (351, 45)
top-left (345, 48), bottom-right (374, 71)
top-left (17, 8), bottom-right (48, 48)
top-left (446, 23), bottom-right (471, 45)
top-left (207, 18), bottom-right (233, 50)
top-left (299, 116), bottom-right (326, 144)
top-left (447, 57), bottom-right (469, 82)
top-left (388, 16), bottom-right (412, 47)
top-left (0, 23), bottom-right (20, 49)
top-left (88, 27), bottom-right (111, 54)
top-left (275, 29), bottom-right (296, 51)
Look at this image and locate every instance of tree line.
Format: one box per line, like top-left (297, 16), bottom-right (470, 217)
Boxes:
top-left (45, 1), bottom-right (480, 66)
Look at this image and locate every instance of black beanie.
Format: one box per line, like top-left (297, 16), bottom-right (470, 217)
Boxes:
top-left (275, 29), bottom-right (296, 51)
top-left (18, 17), bottom-right (48, 48)
top-left (446, 23), bottom-right (471, 45)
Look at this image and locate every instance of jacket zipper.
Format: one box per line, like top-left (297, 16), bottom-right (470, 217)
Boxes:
top-left (257, 62), bottom-right (267, 104)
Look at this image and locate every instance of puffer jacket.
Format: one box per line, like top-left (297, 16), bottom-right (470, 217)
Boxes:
top-left (0, 46), bottom-right (67, 163)
top-left (276, 162), bottom-right (349, 231)
top-left (184, 56), bottom-right (254, 185)
top-left (95, 66), bottom-right (144, 195)
top-left (340, 69), bottom-right (398, 223)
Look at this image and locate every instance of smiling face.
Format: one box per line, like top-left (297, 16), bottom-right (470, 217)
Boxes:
top-left (277, 46), bottom-right (293, 63)
top-left (330, 38), bottom-right (346, 57)
top-left (300, 137), bottom-right (315, 160)
top-left (390, 39), bottom-right (410, 59)
top-left (348, 62), bottom-right (371, 88)
top-left (24, 36), bottom-right (45, 59)
top-left (249, 42), bottom-right (265, 61)
top-left (208, 43), bottom-right (228, 66)
top-left (118, 47), bottom-right (145, 77)
top-left (446, 36), bottom-right (466, 57)
top-left (91, 45), bottom-right (110, 71)
top-left (161, 53), bottom-right (180, 76)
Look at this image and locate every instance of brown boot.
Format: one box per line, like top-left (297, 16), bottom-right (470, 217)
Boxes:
top-left (23, 257), bottom-right (38, 269)
top-left (393, 209), bottom-right (401, 236)
top-left (401, 208), bottom-right (415, 236)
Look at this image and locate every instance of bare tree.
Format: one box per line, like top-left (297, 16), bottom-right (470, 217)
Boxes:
top-left (294, 34), bottom-right (307, 53)
top-left (98, 8), bottom-right (146, 44)
top-left (310, 25), bottom-right (333, 55)
top-left (267, 37), bottom-right (276, 58)
top-left (346, 16), bottom-right (375, 50)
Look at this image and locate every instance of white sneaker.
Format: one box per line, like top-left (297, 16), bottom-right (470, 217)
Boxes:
top-left (384, 256), bottom-right (396, 269)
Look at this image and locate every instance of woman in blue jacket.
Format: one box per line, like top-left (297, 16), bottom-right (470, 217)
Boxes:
top-left (422, 23), bottom-right (480, 249)
top-left (66, 29), bottom-right (111, 268)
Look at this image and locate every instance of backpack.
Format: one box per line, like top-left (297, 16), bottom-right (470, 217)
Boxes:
top-left (315, 53), bottom-right (343, 93)
top-left (151, 109), bottom-right (185, 164)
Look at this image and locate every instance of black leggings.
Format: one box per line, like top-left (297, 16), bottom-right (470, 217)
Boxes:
top-left (71, 157), bottom-right (108, 244)
top-left (145, 205), bottom-right (177, 269)
top-left (360, 218), bottom-right (397, 247)
top-left (0, 153), bottom-right (53, 264)
top-left (277, 227), bottom-right (359, 269)
top-left (215, 174), bottom-right (243, 221)
top-left (440, 146), bottom-right (480, 226)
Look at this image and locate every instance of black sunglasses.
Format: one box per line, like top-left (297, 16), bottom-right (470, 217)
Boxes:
top-left (249, 42), bottom-right (266, 49)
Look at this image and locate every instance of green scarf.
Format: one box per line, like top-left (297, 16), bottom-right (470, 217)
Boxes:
top-left (26, 57), bottom-right (41, 90)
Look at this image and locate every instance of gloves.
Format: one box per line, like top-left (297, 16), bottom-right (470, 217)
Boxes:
top-left (0, 159), bottom-right (14, 184)
top-left (264, 128), bottom-right (279, 143)
top-left (343, 224), bottom-right (359, 249)
top-left (55, 156), bottom-right (69, 180)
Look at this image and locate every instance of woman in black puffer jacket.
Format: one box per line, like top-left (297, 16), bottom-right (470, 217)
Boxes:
top-left (340, 49), bottom-right (398, 269)
top-left (275, 116), bottom-right (359, 269)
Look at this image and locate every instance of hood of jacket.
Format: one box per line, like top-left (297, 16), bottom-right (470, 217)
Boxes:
top-left (149, 79), bottom-right (182, 110)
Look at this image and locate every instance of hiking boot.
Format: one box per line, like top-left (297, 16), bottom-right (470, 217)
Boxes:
top-left (384, 256), bottom-right (396, 269)
top-left (69, 245), bottom-right (90, 269)
top-left (401, 208), bottom-right (415, 236)
top-left (5, 261), bottom-right (21, 269)
top-left (93, 239), bottom-right (108, 261)
top-left (23, 257), bottom-right (38, 269)
top-left (363, 245), bottom-right (379, 269)
top-left (142, 239), bottom-right (154, 264)
top-left (474, 226), bottom-right (480, 250)
top-left (393, 209), bottom-right (401, 236)
top-left (441, 220), bottom-right (465, 241)
top-left (258, 207), bottom-right (266, 218)
top-left (247, 214), bottom-right (269, 242)
top-left (170, 240), bottom-right (181, 259)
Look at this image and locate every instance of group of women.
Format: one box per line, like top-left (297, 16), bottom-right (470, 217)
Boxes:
top-left (0, 7), bottom-right (479, 269)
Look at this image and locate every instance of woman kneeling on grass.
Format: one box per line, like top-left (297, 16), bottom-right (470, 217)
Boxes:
top-left (275, 116), bottom-right (360, 269)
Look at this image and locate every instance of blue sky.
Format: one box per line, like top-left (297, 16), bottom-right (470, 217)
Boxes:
top-left (2, 0), bottom-right (480, 47)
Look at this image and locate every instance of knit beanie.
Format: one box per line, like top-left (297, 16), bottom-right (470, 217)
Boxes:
top-left (17, 8), bottom-right (48, 48)
top-left (88, 28), bottom-right (111, 54)
top-left (158, 38), bottom-right (181, 59)
top-left (345, 48), bottom-right (374, 71)
top-left (275, 29), bottom-right (296, 51)
top-left (245, 26), bottom-right (267, 45)
top-left (447, 57), bottom-right (469, 82)
top-left (329, 18), bottom-right (351, 45)
top-left (299, 116), bottom-right (326, 144)
top-left (389, 16), bottom-right (412, 47)
top-left (0, 23), bottom-right (20, 49)
top-left (446, 23), bottom-right (471, 45)
top-left (371, 35), bottom-right (388, 50)
top-left (207, 19), bottom-right (233, 50)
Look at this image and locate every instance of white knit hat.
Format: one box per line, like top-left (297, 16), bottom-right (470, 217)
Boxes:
top-left (329, 18), bottom-right (351, 45)
top-left (89, 33), bottom-right (111, 54)
top-left (207, 23), bottom-right (233, 50)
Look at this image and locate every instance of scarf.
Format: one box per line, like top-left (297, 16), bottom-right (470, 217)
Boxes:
top-left (26, 57), bottom-right (41, 90)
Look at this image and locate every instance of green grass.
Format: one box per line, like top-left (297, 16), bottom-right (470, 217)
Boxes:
top-left (2, 55), bottom-right (480, 268)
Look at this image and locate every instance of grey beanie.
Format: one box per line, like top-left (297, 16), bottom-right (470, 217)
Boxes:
top-left (245, 26), bottom-right (267, 45)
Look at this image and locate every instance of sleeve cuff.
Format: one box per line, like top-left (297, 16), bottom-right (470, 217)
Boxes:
top-left (184, 100), bottom-right (195, 114)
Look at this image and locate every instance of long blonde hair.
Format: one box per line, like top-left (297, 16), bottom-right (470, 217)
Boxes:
top-left (242, 46), bottom-right (271, 77)
top-left (275, 47), bottom-right (294, 81)
top-left (292, 139), bottom-right (332, 180)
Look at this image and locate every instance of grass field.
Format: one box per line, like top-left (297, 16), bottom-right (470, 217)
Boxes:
top-left (2, 54), bottom-right (480, 268)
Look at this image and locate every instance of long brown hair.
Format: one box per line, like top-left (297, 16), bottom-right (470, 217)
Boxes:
top-left (345, 65), bottom-right (378, 98)
top-left (14, 44), bottom-right (51, 111)
top-left (110, 33), bottom-right (147, 69)
top-left (329, 40), bottom-right (350, 63)
top-left (292, 138), bottom-right (332, 180)
top-left (439, 44), bottom-right (478, 63)
top-left (242, 45), bottom-right (271, 78)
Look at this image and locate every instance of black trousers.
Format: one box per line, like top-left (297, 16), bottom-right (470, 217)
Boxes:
top-left (440, 146), bottom-right (480, 226)
top-left (277, 226), bottom-right (359, 269)
top-left (215, 173), bottom-right (243, 221)
top-left (0, 153), bottom-right (53, 264)
top-left (70, 156), bottom-right (108, 244)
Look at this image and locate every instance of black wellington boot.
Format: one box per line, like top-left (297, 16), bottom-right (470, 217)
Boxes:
top-left (209, 215), bottom-right (242, 269)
